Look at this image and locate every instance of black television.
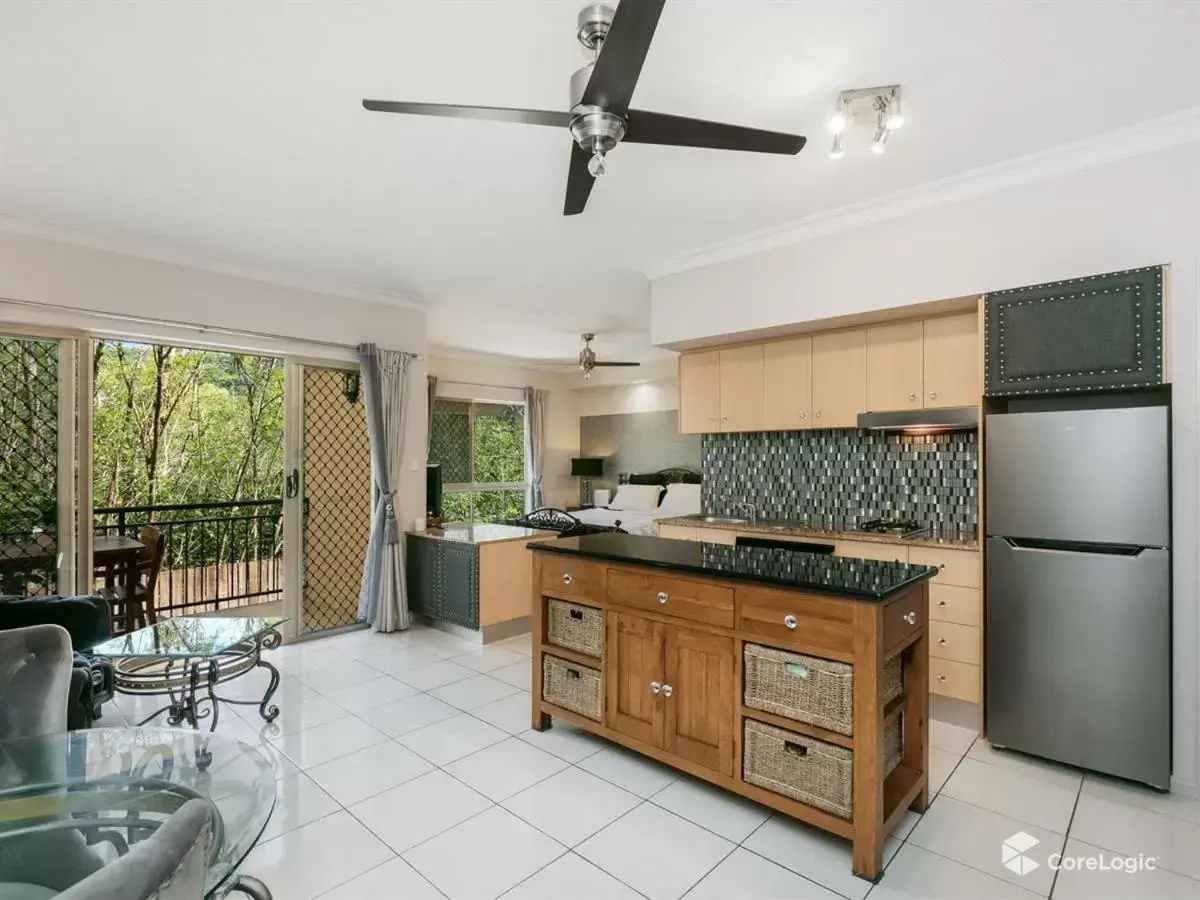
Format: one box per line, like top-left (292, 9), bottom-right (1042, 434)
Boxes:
top-left (426, 464), bottom-right (443, 518)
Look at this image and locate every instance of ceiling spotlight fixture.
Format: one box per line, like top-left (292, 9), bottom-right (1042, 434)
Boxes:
top-left (826, 84), bottom-right (905, 160)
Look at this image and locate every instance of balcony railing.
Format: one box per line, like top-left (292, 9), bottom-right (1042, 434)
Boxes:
top-left (94, 499), bottom-right (283, 616)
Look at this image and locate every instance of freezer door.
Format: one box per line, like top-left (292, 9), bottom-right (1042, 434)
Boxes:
top-left (985, 405), bottom-right (1169, 547)
top-left (985, 537), bottom-right (1171, 787)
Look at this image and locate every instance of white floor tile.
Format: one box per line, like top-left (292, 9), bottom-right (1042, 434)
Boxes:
top-left (242, 810), bottom-right (395, 900)
top-left (652, 776), bottom-right (771, 843)
top-left (268, 715), bottom-right (388, 769)
top-left (357, 692), bottom-right (461, 736)
top-left (930, 747), bottom-right (961, 795)
top-left (220, 671), bottom-right (319, 707)
top-left (444, 736), bottom-right (568, 801)
top-left (1070, 792), bottom-right (1200, 880)
top-left (742, 814), bottom-right (904, 900)
top-left (306, 739), bottom-right (433, 806)
top-left (1081, 773), bottom-right (1200, 824)
top-left (490, 634), bottom-right (533, 657)
top-left (519, 722), bottom-right (609, 763)
top-left (316, 857), bottom-right (444, 900)
top-left (255, 694), bottom-right (350, 737)
top-left (298, 659), bottom-right (388, 692)
top-left (259, 772), bottom-right (341, 842)
top-left (577, 803), bottom-right (734, 900)
top-left (273, 648), bottom-right (348, 677)
top-left (1050, 837), bottom-right (1200, 899)
top-left (398, 713), bottom-right (509, 766)
top-left (502, 766), bottom-right (641, 847)
top-left (430, 673), bottom-right (523, 711)
top-left (909, 794), bottom-right (1063, 896)
top-left (404, 806), bottom-right (564, 900)
top-left (396, 659), bottom-right (479, 690)
top-left (942, 757), bottom-right (1078, 833)
top-left (452, 645), bottom-right (528, 673)
top-left (505, 852), bottom-right (643, 900)
top-left (349, 769), bottom-right (492, 853)
top-left (930, 719), bottom-right (979, 756)
top-left (358, 645), bottom-right (448, 675)
top-left (472, 691), bottom-right (534, 734)
top-left (491, 660), bottom-right (533, 690)
top-left (869, 843), bottom-right (1035, 900)
top-left (685, 847), bottom-right (843, 900)
top-left (579, 745), bottom-right (680, 798)
top-left (320, 675), bottom-right (418, 713)
top-left (968, 740), bottom-right (1085, 793)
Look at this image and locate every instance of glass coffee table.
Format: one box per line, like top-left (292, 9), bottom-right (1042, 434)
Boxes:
top-left (92, 617), bottom-right (287, 736)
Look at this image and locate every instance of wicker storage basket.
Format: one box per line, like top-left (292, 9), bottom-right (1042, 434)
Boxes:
top-left (542, 655), bottom-right (603, 721)
top-left (743, 644), bottom-right (903, 736)
top-left (743, 716), bottom-right (904, 819)
top-left (547, 599), bottom-right (603, 658)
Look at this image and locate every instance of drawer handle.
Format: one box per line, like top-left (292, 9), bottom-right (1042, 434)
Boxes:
top-left (569, 609), bottom-right (584, 620)
top-left (661, 684), bottom-right (673, 698)
top-left (908, 392), bottom-right (916, 401)
top-left (650, 681), bottom-right (662, 695)
top-left (929, 391), bottom-right (938, 400)
top-left (937, 674), bottom-right (947, 682)
top-left (562, 573), bottom-right (573, 585)
top-left (799, 411), bottom-right (807, 419)
top-left (566, 668), bottom-right (581, 680)
top-left (939, 563), bottom-right (946, 571)
top-left (783, 741), bottom-right (808, 758)
top-left (937, 600), bottom-right (947, 608)
top-left (784, 614), bottom-right (798, 630)
top-left (903, 611), bottom-right (917, 625)
top-left (657, 591), bottom-right (668, 604)
top-left (938, 638), bottom-right (948, 646)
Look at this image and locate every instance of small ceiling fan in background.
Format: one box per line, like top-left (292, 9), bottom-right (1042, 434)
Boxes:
top-left (539, 333), bottom-right (641, 379)
top-left (362, 0), bottom-right (807, 215)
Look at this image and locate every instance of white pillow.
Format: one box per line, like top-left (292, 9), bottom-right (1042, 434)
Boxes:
top-left (657, 482), bottom-right (701, 516)
top-left (608, 484), bottom-right (664, 512)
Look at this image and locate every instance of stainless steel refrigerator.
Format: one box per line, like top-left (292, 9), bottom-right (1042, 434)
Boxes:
top-left (985, 395), bottom-right (1171, 788)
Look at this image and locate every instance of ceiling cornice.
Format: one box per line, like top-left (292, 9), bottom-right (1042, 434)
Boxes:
top-left (643, 106), bottom-right (1200, 280)
top-left (0, 213), bottom-right (428, 311)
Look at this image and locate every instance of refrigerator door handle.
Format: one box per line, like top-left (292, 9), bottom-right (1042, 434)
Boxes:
top-left (998, 536), bottom-right (1151, 557)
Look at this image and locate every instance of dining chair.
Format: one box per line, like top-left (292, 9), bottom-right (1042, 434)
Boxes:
top-left (0, 623), bottom-right (73, 740)
top-left (107, 526), bottom-right (166, 632)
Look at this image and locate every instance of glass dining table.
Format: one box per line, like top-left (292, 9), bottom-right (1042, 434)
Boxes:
top-left (0, 727), bottom-right (277, 898)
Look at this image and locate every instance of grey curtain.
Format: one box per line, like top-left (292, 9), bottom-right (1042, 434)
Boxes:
top-left (357, 344), bottom-right (415, 632)
top-left (523, 386), bottom-right (548, 511)
top-left (427, 375), bottom-right (438, 453)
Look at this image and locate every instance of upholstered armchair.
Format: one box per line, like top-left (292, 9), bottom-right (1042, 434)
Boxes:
top-left (0, 623), bottom-right (73, 740)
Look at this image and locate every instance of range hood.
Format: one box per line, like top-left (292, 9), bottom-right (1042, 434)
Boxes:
top-left (857, 406), bottom-right (979, 432)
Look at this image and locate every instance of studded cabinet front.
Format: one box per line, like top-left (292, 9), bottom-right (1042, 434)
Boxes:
top-left (984, 265), bottom-right (1165, 396)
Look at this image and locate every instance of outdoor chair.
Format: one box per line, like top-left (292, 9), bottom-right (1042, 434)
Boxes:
top-left (105, 525), bottom-right (165, 633)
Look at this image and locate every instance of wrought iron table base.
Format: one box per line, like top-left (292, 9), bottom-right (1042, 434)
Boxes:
top-left (229, 875), bottom-right (273, 899)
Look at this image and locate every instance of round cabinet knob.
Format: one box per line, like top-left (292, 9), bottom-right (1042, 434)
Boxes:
top-left (908, 392), bottom-right (917, 401)
top-left (661, 684), bottom-right (673, 698)
top-left (722, 416), bottom-right (729, 423)
top-left (650, 681), bottom-right (662, 694)
top-left (929, 391), bottom-right (938, 399)
top-left (784, 614), bottom-right (798, 630)
top-left (903, 611), bottom-right (917, 625)
top-left (815, 410), bottom-right (822, 418)
top-left (938, 638), bottom-right (948, 646)
top-left (939, 563), bottom-right (946, 570)
top-left (937, 600), bottom-right (947, 608)
top-left (937, 674), bottom-right (947, 682)
top-left (657, 591), bottom-right (668, 605)
top-left (799, 411), bottom-right (807, 419)
top-left (562, 573), bottom-right (573, 585)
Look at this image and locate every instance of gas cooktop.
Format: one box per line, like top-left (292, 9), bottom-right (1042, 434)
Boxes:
top-left (855, 519), bottom-right (931, 539)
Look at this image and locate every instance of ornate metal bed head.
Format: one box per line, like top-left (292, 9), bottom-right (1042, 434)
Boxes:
top-left (618, 466), bottom-right (702, 486)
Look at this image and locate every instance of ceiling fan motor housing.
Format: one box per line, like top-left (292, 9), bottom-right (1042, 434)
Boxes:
top-left (576, 3), bottom-right (615, 51)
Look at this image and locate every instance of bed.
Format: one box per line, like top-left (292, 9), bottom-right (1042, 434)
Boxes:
top-left (573, 466), bottom-right (702, 536)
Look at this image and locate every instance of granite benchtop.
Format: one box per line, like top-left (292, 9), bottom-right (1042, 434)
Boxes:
top-left (655, 515), bottom-right (980, 551)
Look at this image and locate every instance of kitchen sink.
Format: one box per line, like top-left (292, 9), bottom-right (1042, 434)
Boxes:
top-left (698, 515), bottom-right (749, 526)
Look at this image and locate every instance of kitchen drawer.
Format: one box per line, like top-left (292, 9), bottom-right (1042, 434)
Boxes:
top-left (883, 586), bottom-right (924, 652)
top-left (540, 556), bottom-right (606, 603)
top-left (929, 584), bottom-right (981, 628)
top-left (736, 587), bottom-right (854, 659)
top-left (693, 527), bottom-right (738, 546)
top-left (607, 567), bottom-right (734, 628)
top-left (834, 540), bottom-right (908, 563)
top-left (907, 546), bottom-right (980, 589)
top-left (930, 658), bottom-right (981, 703)
top-left (657, 524), bottom-right (698, 541)
top-left (930, 621), bottom-right (981, 666)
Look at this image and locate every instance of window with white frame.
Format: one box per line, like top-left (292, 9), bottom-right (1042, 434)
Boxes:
top-left (429, 398), bottom-right (526, 522)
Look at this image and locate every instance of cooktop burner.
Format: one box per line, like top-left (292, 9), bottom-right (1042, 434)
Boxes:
top-left (856, 519), bottom-right (930, 538)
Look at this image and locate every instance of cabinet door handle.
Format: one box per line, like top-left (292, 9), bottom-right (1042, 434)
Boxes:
top-left (938, 638), bottom-right (948, 646)
top-left (784, 614), bottom-right (798, 630)
top-left (815, 410), bottom-right (822, 418)
top-left (657, 591), bottom-right (668, 605)
top-left (929, 391), bottom-right (938, 400)
top-left (661, 684), bottom-right (673, 698)
top-left (721, 416), bottom-right (729, 423)
top-left (903, 611), bottom-right (917, 625)
top-left (562, 573), bottom-right (573, 585)
top-left (650, 681), bottom-right (662, 695)
top-left (937, 674), bottom-right (947, 682)
top-left (937, 600), bottom-right (947, 608)
top-left (799, 411), bottom-right (807, 419)
top-left (908, 392), bottom-right (916, 401)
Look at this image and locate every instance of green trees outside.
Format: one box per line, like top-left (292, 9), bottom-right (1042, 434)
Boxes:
top-left (430, 399), bottom-right (526, 523)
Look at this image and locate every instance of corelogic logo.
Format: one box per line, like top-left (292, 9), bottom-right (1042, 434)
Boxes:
top-left (1002, 831), bottom-right (1041, 876)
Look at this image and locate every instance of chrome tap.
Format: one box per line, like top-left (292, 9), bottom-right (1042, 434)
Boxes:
top-left (732, 500), bottom-right (758, 523)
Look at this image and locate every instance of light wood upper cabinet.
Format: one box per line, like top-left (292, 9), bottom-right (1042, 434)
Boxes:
top-left (664, 626), bottom-right (735, 776)
top-left (718, 345), bottom-right (764, 432)
top-left (763, 337), bottom-right (812, 430)
top-left (867, 321), bottom-right (924, 411)
top-left (811, 329), bottom-right (868, 428)
top-left (678, 351), bottom-right (721, 434)
top-left (924, 313), bottom-right (980, 408)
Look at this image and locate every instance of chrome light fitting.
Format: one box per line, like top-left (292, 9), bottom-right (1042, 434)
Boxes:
top-left (827, 85), bottom-right (904, 160)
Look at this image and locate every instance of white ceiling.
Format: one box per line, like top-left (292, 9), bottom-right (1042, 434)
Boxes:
top-left (2, 1), bottom-right (1198, 364)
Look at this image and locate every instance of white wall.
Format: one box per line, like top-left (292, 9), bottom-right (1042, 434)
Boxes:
top-left (574, 378), bottom-right (679, 418)
top-left (428, 355), bottom-right (580, 509)
top-left (650, 142), bottom-right (1200, 793)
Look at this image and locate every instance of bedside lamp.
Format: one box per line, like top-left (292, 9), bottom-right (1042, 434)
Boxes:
top-left (571, 457), bottom-right (605, 507)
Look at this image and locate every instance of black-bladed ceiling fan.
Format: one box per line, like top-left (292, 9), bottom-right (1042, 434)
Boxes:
top-left (362, 0), bottom-right (806, 215)
top-left (539, 333), bottom-right (641, 379)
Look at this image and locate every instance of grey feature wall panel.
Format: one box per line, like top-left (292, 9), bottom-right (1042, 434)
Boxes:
top-left (580, 410), bottom-right (701, 494)
top-left (702, 429), bottom-right (977, 531)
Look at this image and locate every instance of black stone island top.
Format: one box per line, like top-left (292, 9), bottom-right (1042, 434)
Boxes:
top-left (529, 533), bottom-right (938, 601)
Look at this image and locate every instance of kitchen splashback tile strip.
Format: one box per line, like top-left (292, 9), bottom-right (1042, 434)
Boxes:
top-left (701, 429), bottom-right (978, 531)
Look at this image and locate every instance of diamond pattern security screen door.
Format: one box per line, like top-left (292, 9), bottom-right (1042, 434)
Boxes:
top-left (299, 366), bottom-right (372, 635)
top-left (0, 335), bottom-right (64, 596)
